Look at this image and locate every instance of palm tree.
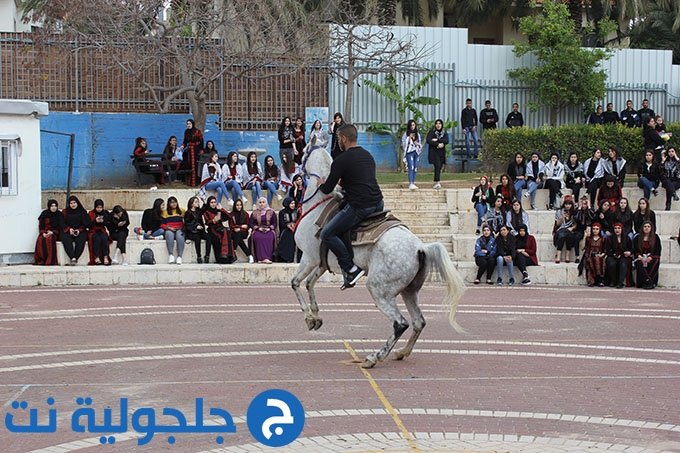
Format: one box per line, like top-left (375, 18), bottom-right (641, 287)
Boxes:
top-left (629, 2), bottom-right (680, 64)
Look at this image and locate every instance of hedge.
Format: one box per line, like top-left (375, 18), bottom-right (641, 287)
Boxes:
top-left (481, 122), bottom-right (679, 173)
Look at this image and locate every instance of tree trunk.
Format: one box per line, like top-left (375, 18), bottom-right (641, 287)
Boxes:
top-left (568, 0), bottom-right (583, 34)
top-left (550, 106), bottom-right (558, 127)
top-left (379, 0), bottom-right (397, 26)
top-left (187, 91), bottom-right (208, 133)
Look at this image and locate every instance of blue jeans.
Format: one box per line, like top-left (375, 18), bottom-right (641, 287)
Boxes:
top-left (464, 127), bottom-right (479, 158)
top-left (263, 180), bottom-right (279, 205)
top-left (245, 181), bottom-right (262, 202)
top-left (514, 179), bottom-right (527, 196)
top-left (143, 228), bottom-right (164, 240)
top-left (527, 180), bottom-right (544, 203)
top-left (405, 152), bottom-right (420, 184)
top-left (474, 203), bottom-right (487, 227)
top-left (225, 180), bottom-right (244, 199)
top-left (320, 200), bottom-right (384, 272)
top-left (637, 177), bottom-right (658, 200)
top-left (165, 229), bottom-right (185, 257)
top-left (496, 256), bottom-right (514, 281)
top-left (204, 180), bottom-right (229, 204)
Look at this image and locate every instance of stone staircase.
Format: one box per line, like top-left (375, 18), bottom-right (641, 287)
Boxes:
top-left (10, 185), bottom-right (679, 288)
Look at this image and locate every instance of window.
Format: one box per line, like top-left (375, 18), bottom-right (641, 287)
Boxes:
top-left (0, 139), bottom-right (19, 196)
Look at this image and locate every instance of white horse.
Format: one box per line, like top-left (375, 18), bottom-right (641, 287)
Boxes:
top-left (291, 136), bottom-right (466, 368)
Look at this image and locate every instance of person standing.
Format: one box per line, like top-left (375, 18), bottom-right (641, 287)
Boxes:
top-left (620, 99), bottom-right (639, 128)
top-left (329, 112), bottom-right (345, 160)
top-left (319, 124), bottom-right (384, 290)
top-left (479, 100), bottom-right (499, 134)
top-left (587, 105), bottom-right (604, 125)
top-left (505, 103), bottom-right (524, 128)
top-left (426, 119), bottom-right (449, 190)
top-left (638, 99), bottom-right (655, 126)
top-left (179, 119), bottom-right (204, 187)
top-left (278, 116), bottom-right (296, 163)
top-left (461, 98), bottom-right (479, 159)
top-left (602, 103), bottom-right (620, 124)
top-left (661, 146), bottom-right (680, 210)
top-left (402, 120), bottom-right (422, 190)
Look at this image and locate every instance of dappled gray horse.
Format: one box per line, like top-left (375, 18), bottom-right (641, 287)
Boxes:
top-left (291, 136), bottom-right (465, 368)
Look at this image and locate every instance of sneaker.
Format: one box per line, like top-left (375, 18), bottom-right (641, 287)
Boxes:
top-left (496, 278), bottom-right (503, 285)
top-left (122, 259), bottom-right (129, 266)
top-left (248, 255), bottom-right (255, 264)
top-left (276, 193), bottom-right (283, 201)
top-left (522, 277), bottom-right (531, 285)
top-left (652, 189), bottom-right (659, 197)
top-left (241, 196), bottom-right (249, 204)
top-left (185, 239), bottom-right (192, 244)
top-left (408, 183), bottom-right (417, 190)
top-left (475, 228), bottom-right (480, 235)
top-left (197, 256), bottom-right (203, 264)
top-left (508, 278), bottom-right (515, 285)
top-left (111, 254), bottom-right (119, 265)
top-left (674, 192), bottom-right (679, 201)
top-left (176, 257), bottom-right (182, 265)
top-left (433, 183), bottom-right (441, 189)
top-left (523, 191), bottom-right (529, 198)
top-left (155, 235), bottom-right (164, 240)
top-left (168, 254), bottom-right (175, 264)
top-left (204, 256), bottom-right (210, 264)
top-left (530, 203), bottom-right (537, 210)
top-left (341, 267), bottom-right (365, 290)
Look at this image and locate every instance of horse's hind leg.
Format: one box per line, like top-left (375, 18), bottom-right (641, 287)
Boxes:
top-left (362, 293), bottom-right (409, 369)
top-left (291, 260), bottom-right (321, 330)
top-left (304, 266), bottom-right (326, 330)
top-left (393, 289), bottom-right (426, 361)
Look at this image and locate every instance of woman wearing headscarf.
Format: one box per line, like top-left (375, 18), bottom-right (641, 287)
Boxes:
top-left (179, 118), bottom-right (204, 186)
top-left (249, 197), bottom-right (278, 264)
top-left (34, 199), bottom-right (64, 265)
top-left (61, 195), bottom-right (90, 265)
top-left (203, 195), bottom-right (236, 264)
top-left (605, 222), bottom-right (633, 288)
top-left (426, 119), bottom-right (449, 190)
top-left (275, 197), bottom-right (300, 263)
top-left (87, 199), bottom-right (112, 265)
top-left (135, 198), bottom-right (165, 240)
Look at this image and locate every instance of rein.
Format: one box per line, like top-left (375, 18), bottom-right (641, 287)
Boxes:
top-left (293, 195), bottom-right (332, 232)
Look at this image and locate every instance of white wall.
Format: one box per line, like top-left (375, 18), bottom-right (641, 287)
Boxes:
top-left (0, 100), bottom-right (49, 262)
top-left (0, 0), bottom-right (32, 32)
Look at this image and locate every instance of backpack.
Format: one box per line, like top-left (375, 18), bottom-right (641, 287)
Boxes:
top-left (139, 248), bottom-right (156, 265)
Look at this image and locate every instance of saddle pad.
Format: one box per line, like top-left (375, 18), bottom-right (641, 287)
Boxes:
top-left (314, 199), bottom-right (341, 230)
top-left (352, 215), bottom-right (406, 246)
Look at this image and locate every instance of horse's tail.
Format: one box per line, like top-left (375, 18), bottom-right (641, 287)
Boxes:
top-left (422, 242), bottom-right (466, 333)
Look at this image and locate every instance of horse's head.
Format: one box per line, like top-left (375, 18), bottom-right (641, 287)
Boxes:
top-left (300, 134), bottom-right (332, 181)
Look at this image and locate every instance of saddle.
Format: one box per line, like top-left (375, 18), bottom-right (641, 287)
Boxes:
top-left (315, 199), bottom-right (406, 271)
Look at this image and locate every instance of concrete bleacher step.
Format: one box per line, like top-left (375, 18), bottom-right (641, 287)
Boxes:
top-left (452, 234), bottom-right (680, 263)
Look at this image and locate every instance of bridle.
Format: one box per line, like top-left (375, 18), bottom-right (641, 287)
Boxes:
top-left (299, 145), bottom-right (326, 205)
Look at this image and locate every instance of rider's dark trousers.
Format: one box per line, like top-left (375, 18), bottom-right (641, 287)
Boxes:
top-left (320, 200), bottom-right (383, 273)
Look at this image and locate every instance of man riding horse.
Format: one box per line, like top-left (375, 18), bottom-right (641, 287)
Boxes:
top-left (318, 124), bottom-right (384, 290)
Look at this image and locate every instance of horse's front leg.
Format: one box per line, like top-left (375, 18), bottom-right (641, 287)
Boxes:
top-left (304, 266), bottom-right (326, 330)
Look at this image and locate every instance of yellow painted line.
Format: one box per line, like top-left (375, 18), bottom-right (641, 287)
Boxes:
top-left (343, 342), bottom-right (420, 453)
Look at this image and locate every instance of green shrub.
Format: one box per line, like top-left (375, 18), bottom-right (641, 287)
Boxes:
top-left (482, 123), bottom-right (679, 173)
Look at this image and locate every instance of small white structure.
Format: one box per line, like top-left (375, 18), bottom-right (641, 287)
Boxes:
top-left (0, 99), bottom-right (49, 264)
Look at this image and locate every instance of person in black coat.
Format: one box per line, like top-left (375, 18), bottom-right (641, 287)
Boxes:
top-left (426, 119), bottom-right (449, 190)
top-left (60, 195), bottom-right (90, 265)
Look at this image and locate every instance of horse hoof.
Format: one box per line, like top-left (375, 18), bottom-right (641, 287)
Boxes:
top-left (313, 318), bottom-right (323, 330)
top-left (361, 357), bottom-right (377, 369)
top-left (393, 349), bottom-right (408, 361)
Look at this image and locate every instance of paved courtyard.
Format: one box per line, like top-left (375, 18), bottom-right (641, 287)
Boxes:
top-left (1, 283), bottom-right (679, 452)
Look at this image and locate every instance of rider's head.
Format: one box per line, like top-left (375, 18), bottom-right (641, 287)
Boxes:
top-left (337, 124), bottom-right (358, 152)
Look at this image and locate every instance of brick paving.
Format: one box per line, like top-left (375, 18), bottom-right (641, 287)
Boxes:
top-left (0, 284), bottom-right (679, 452)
